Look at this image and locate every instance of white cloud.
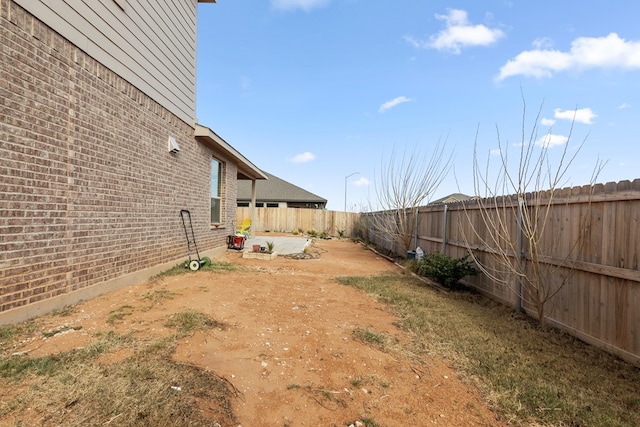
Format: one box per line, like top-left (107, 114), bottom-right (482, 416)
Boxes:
top-left (271, 0), bottom-right (330, 12)
top-left (554, 107), bottom-right (597, 124)
top-left (532, 37), bottom-right (554, 50)
top-left (379, 96), bottom-right (413, 113)
top-left (541, 118), bottom-right (556, 126)
top-left (405, 9), bottom-right (504, 54)
top-left (498, 33), bottom-right (640, 80)
top-left (290, 152), bottom-right (315, 163)
top-left (353, 177), bottom-right (370, 187)
top-left (619, 102), bottom-right (631, 109)
top-left (535, 133), bottom-right (569, 148)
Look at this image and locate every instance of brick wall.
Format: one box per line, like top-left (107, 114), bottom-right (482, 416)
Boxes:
top-left (0, 1), bottom-right (236, 319)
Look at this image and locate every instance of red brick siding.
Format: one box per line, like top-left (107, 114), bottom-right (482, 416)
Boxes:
top-left (0, 1), bottom-right (236, 315)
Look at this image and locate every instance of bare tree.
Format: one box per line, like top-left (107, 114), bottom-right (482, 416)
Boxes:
top-left (368, 141), bottom-right (452, 256)
top-left (463, 98), bottom-right (605, 326)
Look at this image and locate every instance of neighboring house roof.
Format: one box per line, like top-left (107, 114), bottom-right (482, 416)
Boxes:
top-left (237, 172), bottom-right (327, 204)
top-left (430, 193), bottom-right (473, 204)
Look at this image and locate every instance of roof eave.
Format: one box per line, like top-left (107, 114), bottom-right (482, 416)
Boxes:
top-left (238, 198), bottom-right (328, 203)
top-left (194, 124), bottom-right (267, 180)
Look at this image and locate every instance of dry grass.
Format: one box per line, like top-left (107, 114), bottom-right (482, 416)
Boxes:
top-left (0, 260), bottom-right (244, 426)
top-left (0, 313), bottom-right (236, 426)
top-left (338, 273), bottom-right (640, 427)
top-left (2, 264), bottom-right (638, 426)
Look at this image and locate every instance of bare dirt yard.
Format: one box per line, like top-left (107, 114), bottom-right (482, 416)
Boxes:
top-left (1, 236), bottom-right (505, 427)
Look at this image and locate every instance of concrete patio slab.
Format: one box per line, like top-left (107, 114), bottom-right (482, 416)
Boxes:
top-left (241, 236), bottom-right (311, 255)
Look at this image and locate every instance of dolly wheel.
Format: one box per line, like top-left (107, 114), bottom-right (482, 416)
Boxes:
top-left (189, 260), bottom-right (200, 271)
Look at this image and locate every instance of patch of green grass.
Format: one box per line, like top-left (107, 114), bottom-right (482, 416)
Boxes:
top-left (142, 336), bottom-right (179, 358)
top-left (361, 417), bottom-right (383, 427)
top-left (0, 354), bottom-right (61, 378)
top-left (337, 272), bottom-right (640, 427)
top-left (141, 288), bottom-right (176, 303)
top-left (352, 327), bottom-right (388, 349)
top-left (42, 325), bottom-right (82, 338)
top-left (350, 375), bottom-right (389, 392)
top-left (165, 310), bottom-right (226, 337)
top-left (150, 263), bottom-right (191, 280)
top-left (151, 260), bottom-right (244, 281)
top-left (51, 305), bottom-right (76, 317)
top-left (105, 305), bottom-right (135, 325)
top-left (0, 331), bottom-right (132, 380)
top-left (202, 260), bottom-right (244, 272)
top-left (0, 321), bottom-right (39, 346)
top-left (84, 331), bottom-right (134, 357)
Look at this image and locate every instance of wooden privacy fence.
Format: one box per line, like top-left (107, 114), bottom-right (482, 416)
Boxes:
top-left (236, 207), bottom-right (361, 237)
top-left (364, 179), bottom-right (640, 366)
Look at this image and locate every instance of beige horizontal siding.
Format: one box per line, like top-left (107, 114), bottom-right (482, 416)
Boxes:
top-left (14, 0), bottom-right (198, 124)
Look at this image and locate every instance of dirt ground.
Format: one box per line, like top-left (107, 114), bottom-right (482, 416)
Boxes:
top-left (7, 236), bottom-right (504, 427)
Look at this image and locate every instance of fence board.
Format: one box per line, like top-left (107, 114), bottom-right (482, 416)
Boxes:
top-left (236, 207), bottom-right (361, 238)
top-left (243, 182), bottom-right (640, 365)
top-left (363, 180), bottom-right (640, 366)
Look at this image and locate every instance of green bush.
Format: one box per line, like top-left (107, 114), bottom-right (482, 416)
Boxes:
top-left (417, 251), bottom-right (478, 290)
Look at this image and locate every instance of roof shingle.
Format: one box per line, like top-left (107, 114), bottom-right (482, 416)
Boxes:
top-left (237, 172), bottom-right (327, 204)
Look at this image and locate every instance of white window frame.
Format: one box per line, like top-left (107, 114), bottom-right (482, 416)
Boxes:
top-left (210, 158), bottom-right (223, 225)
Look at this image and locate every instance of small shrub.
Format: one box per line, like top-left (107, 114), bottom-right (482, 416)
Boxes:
top-left (336, 229), bottom-right (345, 238)
top-left (417, 251), bottom-right (478, 290)
top-left (307, 229), bottom-right (318, 238)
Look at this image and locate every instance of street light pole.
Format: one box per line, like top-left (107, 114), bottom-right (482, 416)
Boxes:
top-left (344, 172), bottom-right (359, 212)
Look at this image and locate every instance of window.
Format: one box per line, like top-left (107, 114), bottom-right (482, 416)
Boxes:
top-left (210, 158), bottom-right (222, 224)
top-left (266, 203), bottom-right (279, 208)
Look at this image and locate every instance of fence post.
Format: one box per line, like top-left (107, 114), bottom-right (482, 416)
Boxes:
top-left (515, 196), bottom-right (524, 313)
top-left (413, 207), bottom-right (419, 251)
top-left (442, 204), bottom-right (448, 254)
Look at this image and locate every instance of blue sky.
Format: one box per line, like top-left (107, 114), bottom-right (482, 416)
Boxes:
top-left (196, 1), bottom-right (640, 211)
